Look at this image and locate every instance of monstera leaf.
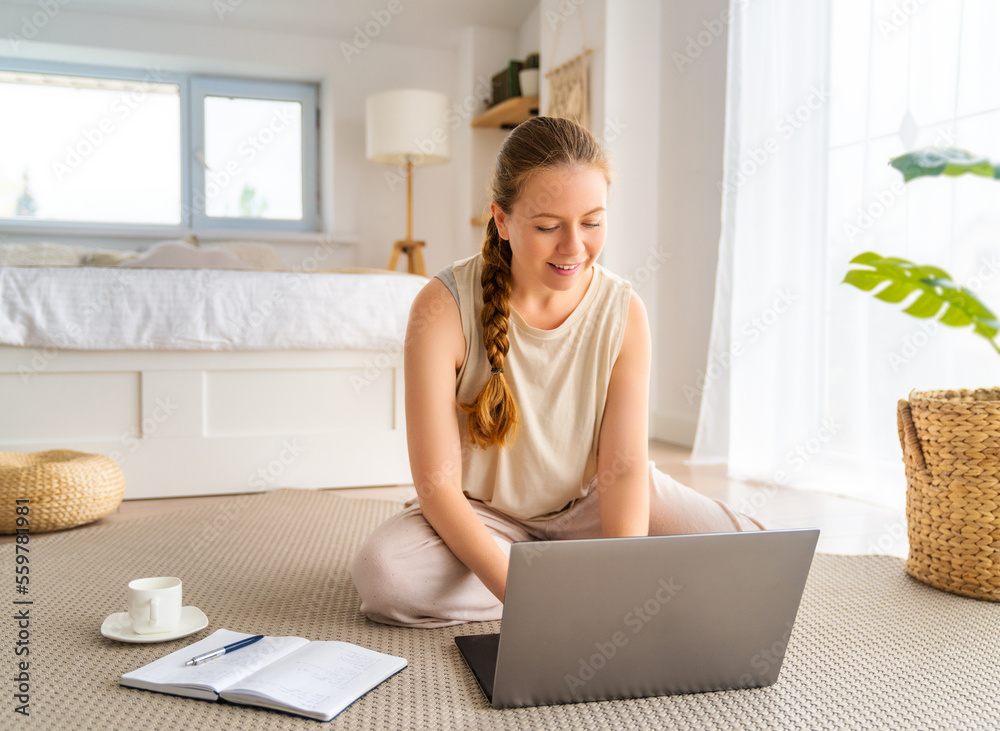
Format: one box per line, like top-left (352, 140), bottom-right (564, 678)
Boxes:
top-left (889, 147), bottom-right (1000, 182)
top-left (844, 252), bottom-right (1000, 355)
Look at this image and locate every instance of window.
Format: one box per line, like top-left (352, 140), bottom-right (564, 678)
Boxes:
top-left (0, 66), bottom-right (182, 226)
top-left (0, 59), bottom-right (318, 232)
top-left (191, 77), bottom-right (317, 231)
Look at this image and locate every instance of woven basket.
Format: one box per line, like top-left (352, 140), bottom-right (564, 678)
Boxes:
top-left (0, 450), bottom-right (125, 534)
top-left (897, 389), bottom-right (1000, 601)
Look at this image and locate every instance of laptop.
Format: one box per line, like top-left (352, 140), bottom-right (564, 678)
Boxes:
top-left (455, 528), bottom-right (819, 708)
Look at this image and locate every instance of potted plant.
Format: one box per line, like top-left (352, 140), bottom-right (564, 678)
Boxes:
top-left (844, 147), bottom-right (1000, 601)
top-left (519, 53), bottom-right (540, 97)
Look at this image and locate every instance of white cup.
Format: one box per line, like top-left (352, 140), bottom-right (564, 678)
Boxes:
top-left (128, 577), bottom-right (182, 635)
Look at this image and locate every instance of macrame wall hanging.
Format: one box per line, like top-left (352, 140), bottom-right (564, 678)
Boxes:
top-left (544, 9), bottom-right (592, 130)
top-left (545, 49), bottom-right (592, 130)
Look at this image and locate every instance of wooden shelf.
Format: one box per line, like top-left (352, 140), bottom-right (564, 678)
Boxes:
top-left (469, 95), bottom-right (539, 227)
top-left (470, 96), bottom-right (540, 129)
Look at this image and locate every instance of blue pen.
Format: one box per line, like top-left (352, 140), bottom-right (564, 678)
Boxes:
top-left (185, 635), bottom-right (264, 666)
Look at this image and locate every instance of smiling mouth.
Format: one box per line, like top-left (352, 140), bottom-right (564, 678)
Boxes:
top-left (549, 263), bottom-right (581, 270)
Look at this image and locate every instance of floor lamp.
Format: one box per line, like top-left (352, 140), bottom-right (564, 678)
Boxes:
top-left (365, 89), bottom-right (450, 277)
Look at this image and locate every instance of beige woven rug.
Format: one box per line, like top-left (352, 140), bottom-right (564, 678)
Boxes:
top-left (5, 488), bottom-right (999, 730)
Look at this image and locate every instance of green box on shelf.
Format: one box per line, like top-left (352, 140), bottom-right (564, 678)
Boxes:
top-left (491, 60), bottom-right (524, 107)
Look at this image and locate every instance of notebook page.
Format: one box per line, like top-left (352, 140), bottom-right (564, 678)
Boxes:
top-left (121, 629), bottom-right (310, 695)
top-left (221, 641), bottom-right (407, 721)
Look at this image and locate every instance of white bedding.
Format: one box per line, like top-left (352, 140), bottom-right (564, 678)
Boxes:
top-left (0, 266), bottom-right (427, 351)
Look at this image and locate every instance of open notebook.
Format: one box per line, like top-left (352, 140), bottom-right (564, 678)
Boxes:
top-left (121, 629), bottom-right (406, 722)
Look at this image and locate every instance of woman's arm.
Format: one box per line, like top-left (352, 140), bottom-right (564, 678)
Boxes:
top-left (404, 278), bottom-right (510, 601)
top-left (595, 289), bottom-right (652, 537)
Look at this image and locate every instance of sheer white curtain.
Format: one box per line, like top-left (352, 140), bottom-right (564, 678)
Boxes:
top-left (692, 0), bottom-right (1000, 510)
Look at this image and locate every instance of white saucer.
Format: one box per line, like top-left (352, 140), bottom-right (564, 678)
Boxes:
top-left (101, 606), bottom-right (208, 643)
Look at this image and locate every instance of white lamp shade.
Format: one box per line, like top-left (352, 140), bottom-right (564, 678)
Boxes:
top-left (366, 89), bottom-right (450, 167)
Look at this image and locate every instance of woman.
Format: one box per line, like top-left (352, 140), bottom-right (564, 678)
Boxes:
top-left (350, 116), bottom-right (762, 628)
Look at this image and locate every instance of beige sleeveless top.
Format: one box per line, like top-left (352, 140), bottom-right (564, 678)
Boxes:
top-left (436, 253), bottom-right (632, 521)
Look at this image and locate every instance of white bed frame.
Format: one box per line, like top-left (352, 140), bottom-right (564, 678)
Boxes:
top-left (0, 345), bottom-right (412, 499)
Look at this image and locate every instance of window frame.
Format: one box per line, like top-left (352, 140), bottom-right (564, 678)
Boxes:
top-left (189, 76), bottom-right (318, 232)
top-left (0, 57), bottom-right (319, 235)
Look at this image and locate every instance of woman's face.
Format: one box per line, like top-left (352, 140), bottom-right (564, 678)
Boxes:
top-left (493, 164), bottom-right (608, 297)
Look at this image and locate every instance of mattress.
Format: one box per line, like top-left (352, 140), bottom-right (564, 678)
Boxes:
top-left (0, 266), bottom-right (427, 351)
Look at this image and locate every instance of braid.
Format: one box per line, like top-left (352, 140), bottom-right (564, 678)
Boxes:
top-left (460, 217), bottom-right (519, 448)
top-left (479, 219), bottom-right (513, 374)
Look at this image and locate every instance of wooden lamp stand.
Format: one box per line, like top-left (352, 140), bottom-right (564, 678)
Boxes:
top-left (386, 160), bottom-right (426, 276)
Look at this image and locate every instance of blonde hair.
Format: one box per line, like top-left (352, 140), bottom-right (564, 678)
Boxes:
top-left (461, 116), bottom-right (611, 449)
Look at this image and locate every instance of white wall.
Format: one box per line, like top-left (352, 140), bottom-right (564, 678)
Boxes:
top-left (454, 15), bottom-right (542, 263)
top-left (516, 5), bottom-right (542, 59)
top-left (652, 0), bottom-right (730, 446)
top-left (456, 26), bottom-right (521, 260)
top-left (604, 0), bottom-right (663, 409)
top-left (539, 0), bottom-right (606, 136)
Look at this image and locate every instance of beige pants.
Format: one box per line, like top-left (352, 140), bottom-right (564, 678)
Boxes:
top-left (349, 463), bottom-right (764, 628)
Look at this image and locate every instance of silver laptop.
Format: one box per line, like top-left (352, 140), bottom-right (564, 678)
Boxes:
top-left (455, 528), bottom-right (819, 708)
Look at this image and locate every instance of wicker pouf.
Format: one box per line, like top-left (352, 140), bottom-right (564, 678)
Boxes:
top-left (897, 389), bottom-right (1000, 601)
top-left (0, 450), bottom-right (126, 534)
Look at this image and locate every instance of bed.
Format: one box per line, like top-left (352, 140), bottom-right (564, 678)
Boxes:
top-left (0, 262), bottom-right (426, 499)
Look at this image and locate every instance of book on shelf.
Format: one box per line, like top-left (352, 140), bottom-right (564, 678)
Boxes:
top-left (491, 60), bottom-right (524, 106)
top-left (121, 628), bottom-right (407, 722)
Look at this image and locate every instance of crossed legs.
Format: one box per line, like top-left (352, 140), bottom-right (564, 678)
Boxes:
top-left (349, 464), bottom-right (764, 628)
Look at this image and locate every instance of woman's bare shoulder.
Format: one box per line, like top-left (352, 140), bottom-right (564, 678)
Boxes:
top-left (407, 277), bottom-right (466, 369)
